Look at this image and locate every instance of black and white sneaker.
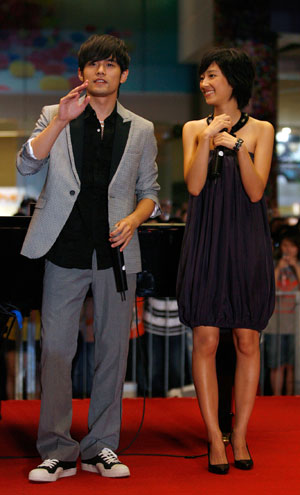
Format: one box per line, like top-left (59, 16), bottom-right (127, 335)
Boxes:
top-left (81, 448), bottom-right (130, 478)
top-left (28, 459), bottom-right (77, 482)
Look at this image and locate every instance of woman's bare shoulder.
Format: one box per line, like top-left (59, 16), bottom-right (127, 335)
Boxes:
top-left (183, 118), bottom-right (207, 135)
top-left (248, 116), bottom-right (274, 134)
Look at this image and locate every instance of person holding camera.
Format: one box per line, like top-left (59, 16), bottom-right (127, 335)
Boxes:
top-left (265, 231), bottom-right (300, 395)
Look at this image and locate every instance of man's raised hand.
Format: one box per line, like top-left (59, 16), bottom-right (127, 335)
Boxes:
top-left (57, 81), bottom-right (90, 123)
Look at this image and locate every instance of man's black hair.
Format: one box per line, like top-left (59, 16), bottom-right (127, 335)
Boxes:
top-left (78, 34), bottom-right (130, 73)
top-left (198, 47), bottom-right (255, 109)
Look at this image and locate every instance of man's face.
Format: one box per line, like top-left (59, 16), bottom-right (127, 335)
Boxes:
top-left (78, 57), bottom-right (128, 98)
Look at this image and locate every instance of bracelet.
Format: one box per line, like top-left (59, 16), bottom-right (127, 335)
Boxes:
top-left (233, 137), bottom-right (244, 152)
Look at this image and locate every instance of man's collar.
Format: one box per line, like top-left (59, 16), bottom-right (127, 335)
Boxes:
top-left (83, 103), bottom-right (94, 119)
top-left (83, 102), bottom-right (117, 122)
top-left (77, 96), bottom-right (132, 122)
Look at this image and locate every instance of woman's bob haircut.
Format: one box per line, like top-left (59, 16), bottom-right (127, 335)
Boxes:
top-left (198, 47), bottom-right (255, 109)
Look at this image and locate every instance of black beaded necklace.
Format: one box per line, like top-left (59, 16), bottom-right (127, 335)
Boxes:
top-left (206, 112), bottom-right (249, 136)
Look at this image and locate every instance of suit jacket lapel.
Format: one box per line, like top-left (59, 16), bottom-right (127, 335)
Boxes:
top-left (109, 113), bottom-right (131, 183)
top-left (69, 112), bottom-right (85, 181)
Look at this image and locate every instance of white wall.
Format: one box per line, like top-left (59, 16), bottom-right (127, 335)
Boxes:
top-left (178, 0), bottom-right (214, 63)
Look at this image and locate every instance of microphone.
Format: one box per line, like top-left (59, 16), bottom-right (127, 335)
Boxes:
top-left (210, 128), bottom-right (227, 181)
top-left (210, 147), bottom-right (224, 180)
top-left (112, 245), bottom-right (128, 301)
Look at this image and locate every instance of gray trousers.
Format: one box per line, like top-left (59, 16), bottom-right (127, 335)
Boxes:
top-left (37, 253), bottom-right (136, 461)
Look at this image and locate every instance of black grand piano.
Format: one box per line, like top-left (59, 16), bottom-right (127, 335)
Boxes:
top-left (0, 217), bottom-right (235, 434)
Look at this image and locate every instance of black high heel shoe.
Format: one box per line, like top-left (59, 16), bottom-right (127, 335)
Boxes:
top-left (207, 443), bottom-right (229, 475)
top-left (230, 436), bottom-right (254, 470)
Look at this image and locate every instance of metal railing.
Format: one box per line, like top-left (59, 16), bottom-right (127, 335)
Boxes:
top-left (2, 291), bottom-right (300, 399)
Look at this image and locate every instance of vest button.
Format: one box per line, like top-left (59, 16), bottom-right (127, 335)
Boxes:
top-left (70, 190), bottom-right (75, 195)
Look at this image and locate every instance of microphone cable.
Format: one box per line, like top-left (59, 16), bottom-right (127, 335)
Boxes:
top-left (117, 295), bottom-right (147, 455)
top-left (0, 296), bottom-right (207, 461)
top-left (117, 295), bottom-right (207, 460)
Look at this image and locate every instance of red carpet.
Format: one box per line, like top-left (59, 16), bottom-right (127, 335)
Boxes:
top-left (0, 397), bottom-right (299, 494)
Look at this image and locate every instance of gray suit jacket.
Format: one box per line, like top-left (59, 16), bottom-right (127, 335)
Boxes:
top-left (16, 101), bottom-right (160, 274)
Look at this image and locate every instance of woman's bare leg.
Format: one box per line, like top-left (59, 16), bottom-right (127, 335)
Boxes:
top-left (231, 328), bottom-right (260, 459)
top-left (192, 325), bottom-right (227, 464)
top-left (285, 364), bottom-right (294, 395)
top-left (270, 365), bottom-right (284, 395)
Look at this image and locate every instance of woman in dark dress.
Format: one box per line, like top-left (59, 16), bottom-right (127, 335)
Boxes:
top-left (176, 48), bottom-right (275, 474)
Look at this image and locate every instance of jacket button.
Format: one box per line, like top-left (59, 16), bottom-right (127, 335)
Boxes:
top-left (70, 190), bottom-right (75, 195)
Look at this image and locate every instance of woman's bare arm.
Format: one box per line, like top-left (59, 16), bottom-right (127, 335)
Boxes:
top-left (237, 121), bottom-right (274, 202)
top-left (184, 114), bottom-right (232, 196)
top-left (213, 119), bottom-right (274, 202)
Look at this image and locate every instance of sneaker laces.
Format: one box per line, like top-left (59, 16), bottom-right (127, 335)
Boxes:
top-left (38, 459), bottom-right (59, 468)
top-left (99, 448), bottom-right (120, 464)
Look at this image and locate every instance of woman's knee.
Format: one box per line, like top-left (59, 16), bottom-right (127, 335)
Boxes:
top-left (234, 331), bottom-right (259, 357)
top-left (193, 327), bottom-right (219, 356)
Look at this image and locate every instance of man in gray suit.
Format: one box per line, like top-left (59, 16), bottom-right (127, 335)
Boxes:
top-left (17, 34), bottom-right (160, 483)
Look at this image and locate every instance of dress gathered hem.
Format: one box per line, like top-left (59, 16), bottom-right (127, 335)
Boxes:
top-left (178, 315), bottom-right (266, 332)
top-left (176, 149), bottom-right (275, 332)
